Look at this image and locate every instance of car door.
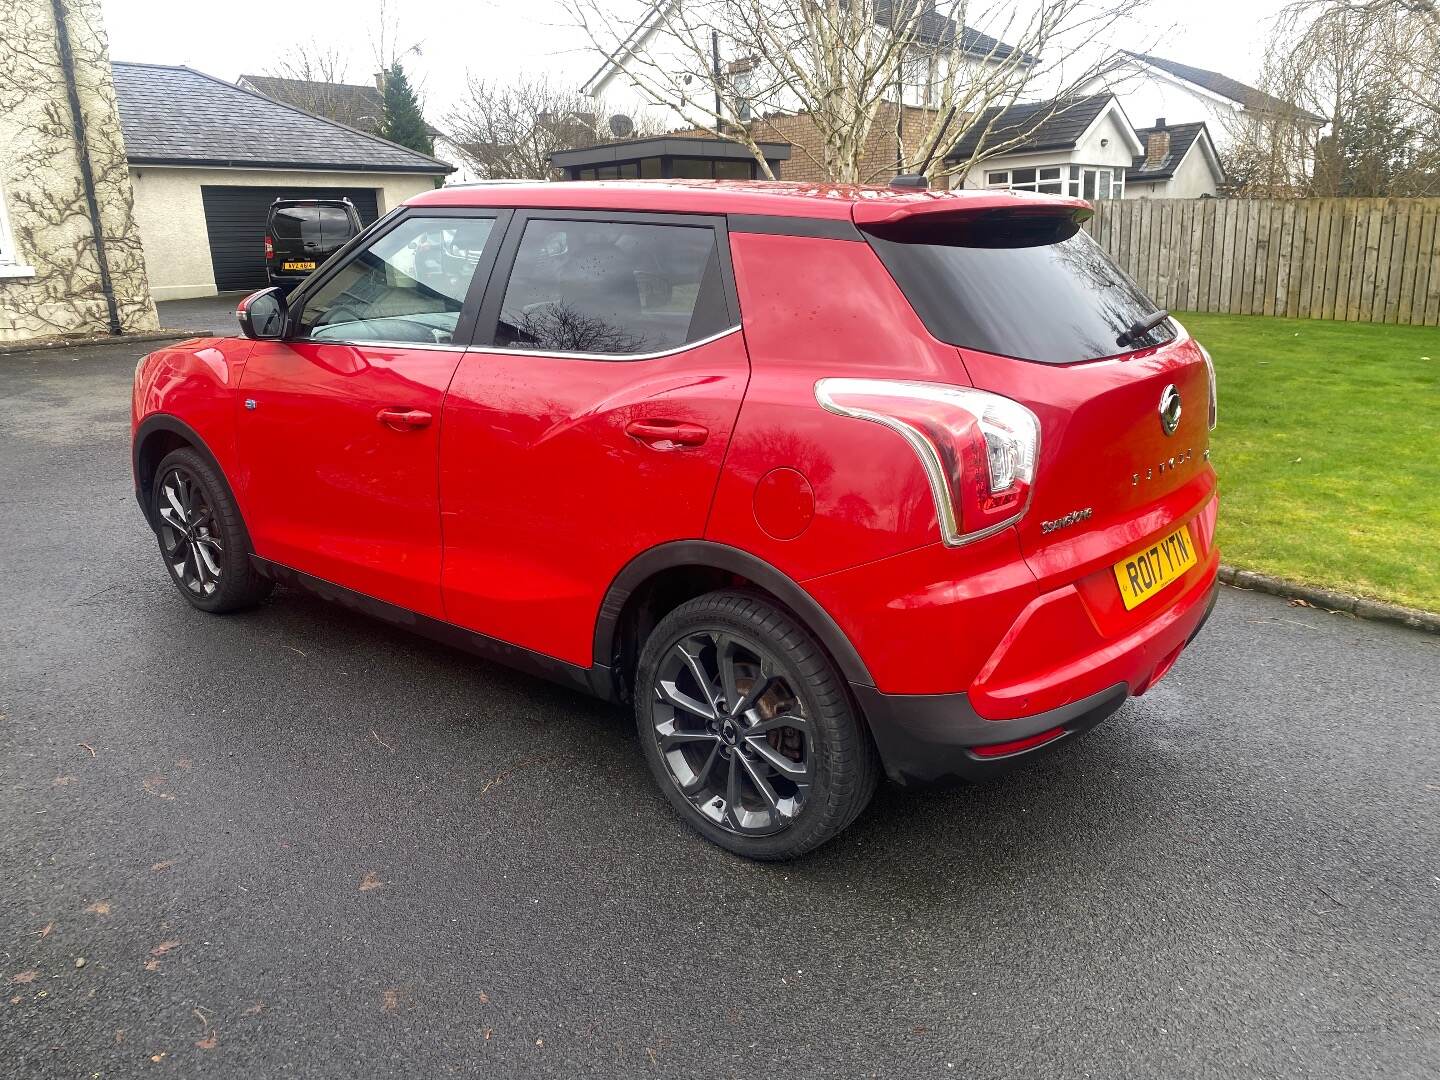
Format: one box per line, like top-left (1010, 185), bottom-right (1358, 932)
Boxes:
top-left (237, 209), bottom-right (506, 619)
top-left (439, 210), bottom-right (751, 666)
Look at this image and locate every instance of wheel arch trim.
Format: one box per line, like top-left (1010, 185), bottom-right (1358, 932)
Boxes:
top-left (132, 414), bottom-right (245, 539)
top-left (592, 541), bottom-right (875, 692)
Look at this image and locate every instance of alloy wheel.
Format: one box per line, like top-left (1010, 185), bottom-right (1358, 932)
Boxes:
top-left (156, 467), bottom-right (223, 597)
top-left (650, 630), bottom-right (813, 836)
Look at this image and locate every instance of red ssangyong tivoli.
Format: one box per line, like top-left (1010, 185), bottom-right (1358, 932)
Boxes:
top-left (133, 181), bottom-right (1219, 859)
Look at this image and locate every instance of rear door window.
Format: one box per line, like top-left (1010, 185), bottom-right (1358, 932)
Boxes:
top-left (491, 219), bottom-right (731, 357)
top-left (865, 215), bottom-right (1174, 364)
top-left (317, 206), bottom-right (356, 249)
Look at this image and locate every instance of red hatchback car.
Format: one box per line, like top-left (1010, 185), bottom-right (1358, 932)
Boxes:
top-left (132, 180), bottom-right (1219, 859)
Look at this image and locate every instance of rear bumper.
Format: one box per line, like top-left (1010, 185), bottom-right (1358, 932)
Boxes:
top-left (852, 567), bottom-right (1220, 787)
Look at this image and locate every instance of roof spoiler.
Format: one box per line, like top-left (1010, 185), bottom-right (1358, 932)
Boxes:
top-left (855, 196), bottom-right (1093, 230)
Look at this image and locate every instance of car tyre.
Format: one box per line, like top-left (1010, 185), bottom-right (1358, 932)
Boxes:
top-left (635, 590), bottom-right (879, 860)
top-left (150, 446), bottom-right (272, 613)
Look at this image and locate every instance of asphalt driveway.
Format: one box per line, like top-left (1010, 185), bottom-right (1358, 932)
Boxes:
top-left (2, 340), bottom-right (1437, 1079)
top-left (156, 294), bottom-right (247, 335)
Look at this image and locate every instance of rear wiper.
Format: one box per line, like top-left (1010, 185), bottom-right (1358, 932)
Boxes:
top-left (1116, 310), bottom-right (1170, 348)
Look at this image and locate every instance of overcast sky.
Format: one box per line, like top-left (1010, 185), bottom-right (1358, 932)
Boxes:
top-left (101, 0), bottom-right (1290, 128)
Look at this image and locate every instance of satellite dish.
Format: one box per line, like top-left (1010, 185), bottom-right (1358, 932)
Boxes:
top-left (608, 114), bottom-right (635, 138)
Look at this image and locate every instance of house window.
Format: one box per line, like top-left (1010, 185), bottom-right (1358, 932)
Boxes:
top-left (986, 165), bottom-right (1065, 194)
top-left (0, 184), bottom-right (35, 278)
top-left (1067, 166), bottom-right (1124, 199)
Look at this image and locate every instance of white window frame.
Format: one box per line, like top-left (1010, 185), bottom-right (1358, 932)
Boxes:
top-left (1067, 166), bottom-right (1125, 200)
top-left (984, 165), bottom-right (1066, 195)
top-left (0, 183), bottom-right (36, 279)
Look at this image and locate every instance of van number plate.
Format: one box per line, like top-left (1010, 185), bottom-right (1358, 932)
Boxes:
top-left (282, 261), bottom-right (316, 271)
top-left (1112, 526), bottom-right (1197, 610)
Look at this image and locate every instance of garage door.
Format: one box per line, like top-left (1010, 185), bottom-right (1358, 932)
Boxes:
top-left (200, 186), bottom-right (381, 292)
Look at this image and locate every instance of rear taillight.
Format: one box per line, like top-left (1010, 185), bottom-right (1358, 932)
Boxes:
top-left (263, 235), bottom-right (274, 259)
top-left (815, 378), bottom-right (1040, 546)
top-left (1198, 342), bottom-right (1217, 429)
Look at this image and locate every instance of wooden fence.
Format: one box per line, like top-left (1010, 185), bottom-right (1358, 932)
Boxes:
top-left (1084, 198), bottom-right (1440, 327)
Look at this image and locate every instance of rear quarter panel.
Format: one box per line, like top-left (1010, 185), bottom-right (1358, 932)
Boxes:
top-left (706, 231), bottom-right (968, 579)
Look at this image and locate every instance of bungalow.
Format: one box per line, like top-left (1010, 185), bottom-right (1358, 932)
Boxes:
top-left (945, 94), bottom-right (1225, 199)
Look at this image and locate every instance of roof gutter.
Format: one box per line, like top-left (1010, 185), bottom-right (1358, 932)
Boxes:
top-left (52, 0), bottom-right (121, 336)
top-left (125, 157), bottom-right (452, 175)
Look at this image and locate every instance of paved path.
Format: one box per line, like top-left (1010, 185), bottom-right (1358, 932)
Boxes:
top-left (2, 340), bottom-right (1437, 1078)
top-left (156, 294), bottom-right (248, 334)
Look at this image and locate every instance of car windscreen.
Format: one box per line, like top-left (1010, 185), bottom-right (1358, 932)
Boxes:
top-left (864, 213), bottom-right (1174, 364)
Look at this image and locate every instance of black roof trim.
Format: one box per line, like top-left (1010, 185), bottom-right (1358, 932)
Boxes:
top-left (727, 214), bottom-right (863, 241)
top-left (552, 136), bottom-right (792, 168)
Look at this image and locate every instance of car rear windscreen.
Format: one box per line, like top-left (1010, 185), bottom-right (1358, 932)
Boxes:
top-left (271, 206), bottom-right (320, 243)
top-left (864, 213), bottom-right (1174, 364)
top-left (317, 206), bottom-right (356, 246)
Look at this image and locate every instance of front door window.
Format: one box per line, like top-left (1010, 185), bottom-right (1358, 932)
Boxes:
top-left (297, 216), bottom-right (495, 345)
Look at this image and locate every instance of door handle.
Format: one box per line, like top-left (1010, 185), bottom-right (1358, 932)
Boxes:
top-left (625, 418), bottom-right (709, 448)
top-left (377, 407), bottom-right (433, 430)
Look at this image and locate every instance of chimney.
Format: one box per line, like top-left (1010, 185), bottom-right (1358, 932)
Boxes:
top-left (1144, 118), bottom-right (1170, 169)
top-left (374, 70), bottom-right (387, 93)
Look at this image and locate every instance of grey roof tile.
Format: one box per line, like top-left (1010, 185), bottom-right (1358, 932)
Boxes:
top-left (945, 94), bottom-right (1113, 161)
top-left (1124, 52), bottom-right (1325, 124)
top-left (1128, 120), bottom-right (1215, 181)
top-left (112, 62), bottom-right (450, 174)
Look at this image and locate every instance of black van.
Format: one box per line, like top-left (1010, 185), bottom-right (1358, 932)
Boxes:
top-left (265, 198), bottom-right (363, 288)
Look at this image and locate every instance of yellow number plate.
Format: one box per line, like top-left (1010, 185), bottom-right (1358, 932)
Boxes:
top-left (1112, 526), bottom-right (1198, 610)
top-left (282, 261), bottom-right (316, 271)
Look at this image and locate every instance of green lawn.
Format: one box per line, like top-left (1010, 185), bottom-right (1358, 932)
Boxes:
top-left (1176, 311), bottom-right (1440, 612)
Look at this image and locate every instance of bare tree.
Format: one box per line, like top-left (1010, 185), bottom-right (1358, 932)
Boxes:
top-left (1237, 0), bottom-right (1440, 194)
top-left (261, 43), bottom-right (367, 126)
top-left (564, 0), bottom-right (1155, 185)
top-left (370, 0), bottom-right (425, 70)
top-left (444, 75), bottom-right (664, 179)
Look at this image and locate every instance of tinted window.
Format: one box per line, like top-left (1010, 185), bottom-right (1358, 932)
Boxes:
top-left (271, 206), bottom-right (319, 242)
top-left (297, 216), bottom-right (495, 345)
top-left (493, 219), bottom-right (730, 356)
top-left (317, 206), bottom-right (356, 246)
top-left (866, 217), bottom-right (1174, 364)
top-left (671, 158), bottom-right (713, 179)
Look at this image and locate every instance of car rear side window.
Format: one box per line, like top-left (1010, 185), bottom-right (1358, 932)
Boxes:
top-left (492, 219), bottom-right (731, 357)
top-left (865, 215), bottom-right (1174, 364)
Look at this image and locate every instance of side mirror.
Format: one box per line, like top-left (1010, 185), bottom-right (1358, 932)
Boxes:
top-left (236, 287), bottom-right (287, 340)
